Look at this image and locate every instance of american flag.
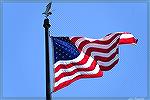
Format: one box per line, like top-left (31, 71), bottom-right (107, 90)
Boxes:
top-left (51, 32), bottom-right (138, 92)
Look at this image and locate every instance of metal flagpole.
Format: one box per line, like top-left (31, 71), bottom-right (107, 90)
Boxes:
top-left (43, 2), bottom-right (52, 100)
top-left (43, 18), bottom-right (51, 100)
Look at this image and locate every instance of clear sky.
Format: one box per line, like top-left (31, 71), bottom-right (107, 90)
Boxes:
top-left (2, 2), bottom-right (148, 99)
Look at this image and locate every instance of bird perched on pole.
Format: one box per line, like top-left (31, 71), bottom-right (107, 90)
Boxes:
top-left (42, 2), bottom-right (52, 18)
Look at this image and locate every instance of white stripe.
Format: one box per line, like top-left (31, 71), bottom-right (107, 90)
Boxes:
top-left (54, 64), bottom-right (100, 87)
top-left (120, 34), bottom-right (134, 39)
top-left (113, 32), bottom-right (130, 34)
top-left (97, 54), bottom-right (119, 66)
top-left (69, 37), bottom-right (82, 41)
top-left (54, 52), bottom-right (85, 68)
top-left (55, 56), bottom-right (94, 78)
top-left (91, 46), bottom-right (118, 58)
top-left (69, 37), bottom-right (75, 40)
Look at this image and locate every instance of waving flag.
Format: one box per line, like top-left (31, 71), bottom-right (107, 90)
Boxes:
top-left (51, 32), bottom-right (138, 92)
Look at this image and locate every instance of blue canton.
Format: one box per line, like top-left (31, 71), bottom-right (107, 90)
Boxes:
top-left (51, 37), bottom-right (80, 63)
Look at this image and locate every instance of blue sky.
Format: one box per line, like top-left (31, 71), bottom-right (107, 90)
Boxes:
top-left (2, 2), bottom-right (148, 99)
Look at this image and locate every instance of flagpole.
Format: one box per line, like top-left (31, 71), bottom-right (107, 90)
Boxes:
top-left (43, 18), bottom-right (51, 100)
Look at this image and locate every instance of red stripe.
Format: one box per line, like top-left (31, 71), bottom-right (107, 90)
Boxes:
top-left (55, 60), bottom-right (97, 82)
top-left (54, 70), bottom-right (103, 92)
top-left (100, 59), bottom-right (119, 71)
top-left (105, 32), bottom-right (130, 36)
top-left (119, 37), bottom-right (137, 44)
top-left (55, 54), bottom-right (89, 73)
top-left (70, 37), bottom-right (82, 44)
top-left (94, 48), bottom-right (118, 62)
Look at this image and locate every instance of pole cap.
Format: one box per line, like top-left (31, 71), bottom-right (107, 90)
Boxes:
top-left (43, 18), bottom-right (51, 28)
